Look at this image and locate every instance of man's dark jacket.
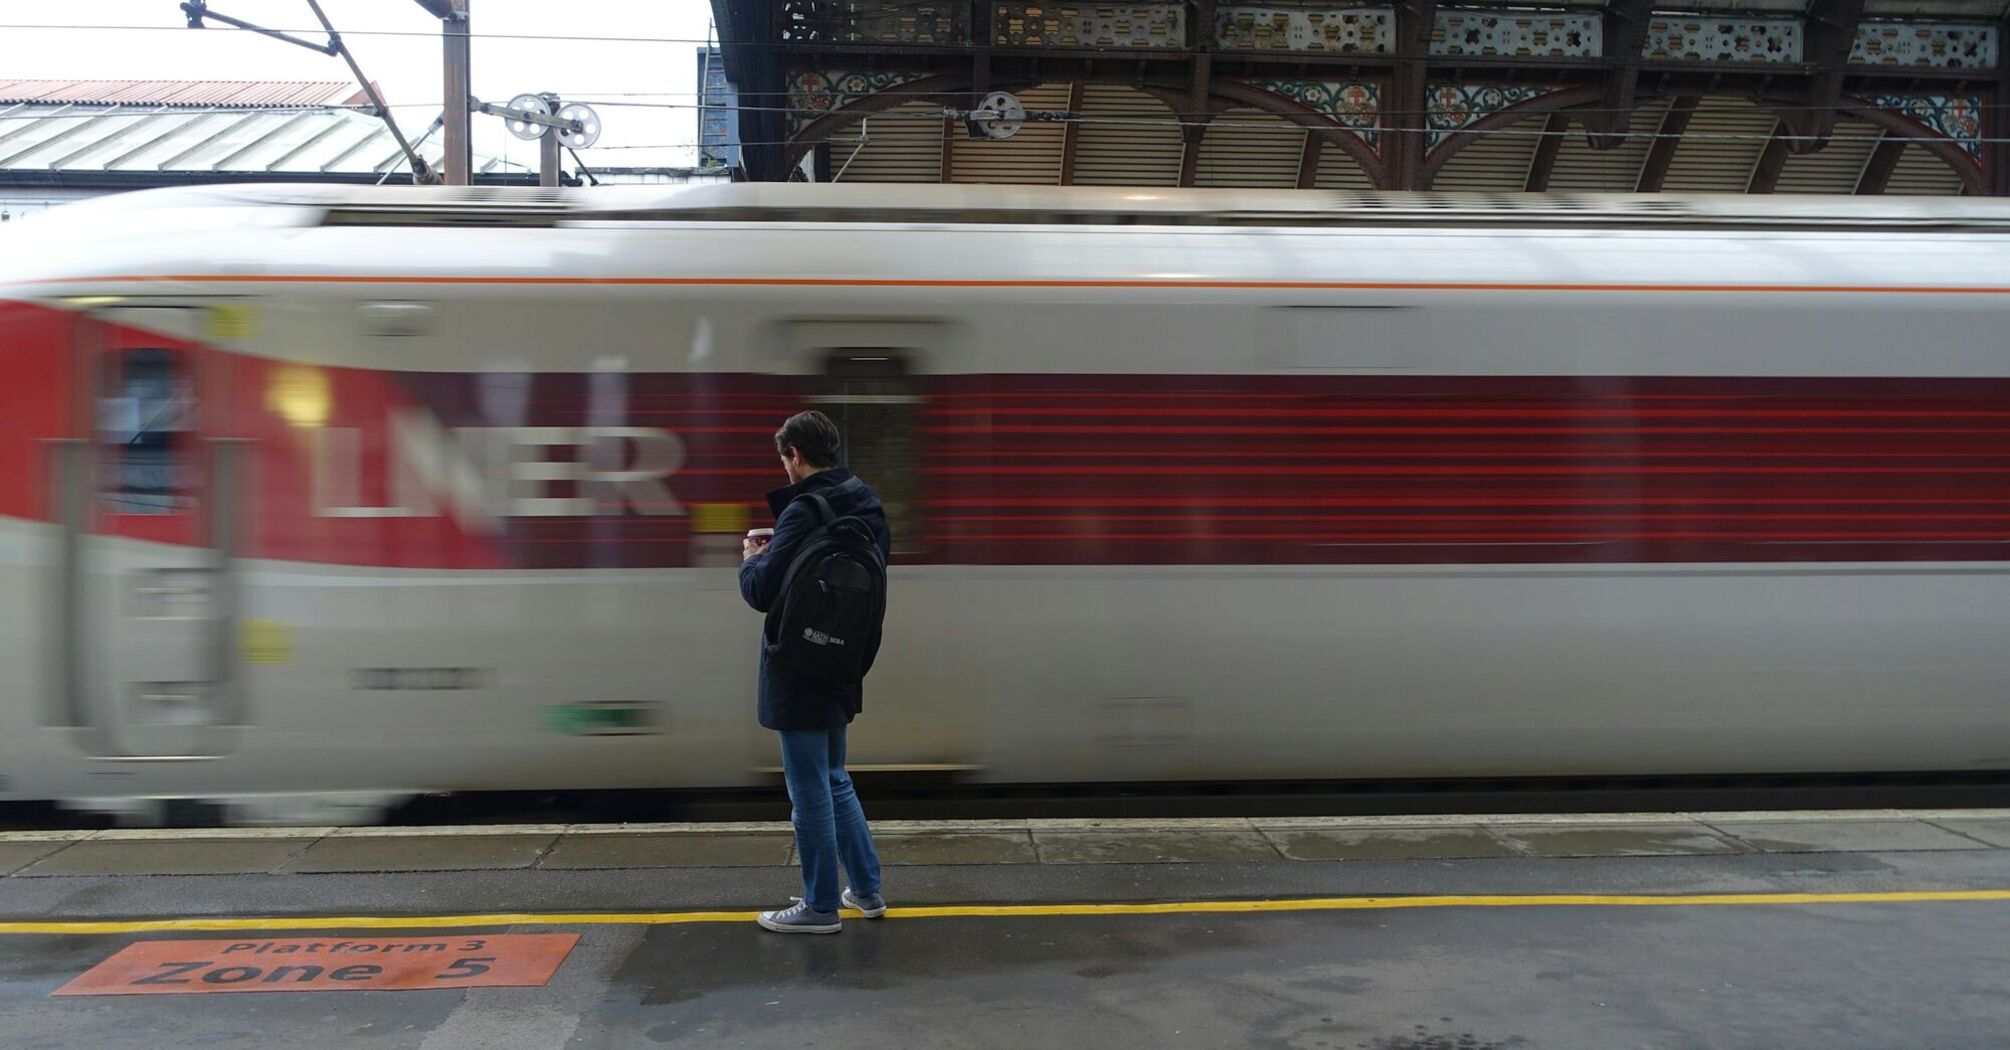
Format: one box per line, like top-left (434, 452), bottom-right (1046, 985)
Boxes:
top-left (738, 468), bottom-right (893, 731)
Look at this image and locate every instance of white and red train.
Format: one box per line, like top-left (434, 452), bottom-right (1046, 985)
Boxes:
top-left (1, 183), bottom-right (2007, 822)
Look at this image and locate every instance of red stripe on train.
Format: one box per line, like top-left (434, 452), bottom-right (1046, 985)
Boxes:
top-left (6, 298), bottom-right (2010, 568)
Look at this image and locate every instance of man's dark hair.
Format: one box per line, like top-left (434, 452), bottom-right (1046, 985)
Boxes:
top-left (775, 410), bottom-right (843, 469)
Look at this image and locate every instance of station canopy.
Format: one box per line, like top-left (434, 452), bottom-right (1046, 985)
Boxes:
top-left (708, 0), bottom-right (2010, 195)
top-left (0, 79), bottom-right (529, 190)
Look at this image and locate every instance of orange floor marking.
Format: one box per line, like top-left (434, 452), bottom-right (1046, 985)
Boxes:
top-left (52, 933), bottom-right (578, 996)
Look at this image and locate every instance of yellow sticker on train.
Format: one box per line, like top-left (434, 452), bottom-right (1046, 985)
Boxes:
top-left (689, 502), bottom-right (751, 534)
top-left (206, 304), bottom-right (259, 340)
top-left (241, 619), bottom-right (295, 664)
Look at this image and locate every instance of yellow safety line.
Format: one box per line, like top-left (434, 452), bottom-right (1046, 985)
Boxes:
top-left (2, 889), bottom-right (2008, 935)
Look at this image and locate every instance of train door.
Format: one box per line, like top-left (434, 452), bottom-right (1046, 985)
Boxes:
top-left (817, 347), bottom-right (976, 773)
top-left (55, 306), bottom-right (242, 759)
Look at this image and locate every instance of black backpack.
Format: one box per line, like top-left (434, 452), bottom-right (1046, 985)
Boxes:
top-left (763, 487), bottom-right (888, 686)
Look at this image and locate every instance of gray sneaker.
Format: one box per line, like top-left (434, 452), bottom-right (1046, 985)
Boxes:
top-left (757, 899), bottom-right (841, 934)
top-left (841, 887), bottom-right (887, 918)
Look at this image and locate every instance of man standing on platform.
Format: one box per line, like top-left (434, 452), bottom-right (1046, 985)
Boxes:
top-left (739, 410), bottom-right (892, 933)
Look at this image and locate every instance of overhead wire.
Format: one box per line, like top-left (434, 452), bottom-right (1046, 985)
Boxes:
top-left (22, 87), bottom-right (1975, 121)
top-left (4, 98), bottom-right (1978, 121)
top-left (328, 86), bottom-right (2010, 121)
top-left (0, 101), bottom-right (1988, 147)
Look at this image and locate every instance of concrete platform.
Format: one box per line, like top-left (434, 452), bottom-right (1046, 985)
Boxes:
top-left (6, 809), bottom-right (2007, 877)
top-left (0, 810), bottom-right (2007, 1049)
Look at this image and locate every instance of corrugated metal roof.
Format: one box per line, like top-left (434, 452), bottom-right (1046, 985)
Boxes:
top-left (1773, 121), bottom-right (1883, 194)
top-left (1661, 97), bottom-right (1777, 193)
top-left (1432, 114), bottom-right (1544, 191)
top-left (827, 103), bottom-right (944, 183)
top-left (950, 83), bottom-right (1070, 184)
top-left (1547, 100), bottom-right (1667, 192)
top-left (0, 103), bottom-right (519, 178)
top-left (1195, 110), bottom-right (1305, 189)
top-left (1313, 141), bottom-right (1373, 190)
top-left (0, 79), bottom-right (367, 108)
top-left (1071, 84), bottom-right (1182, 187)
top-left (1887, 141), bottom-right (1969, 193)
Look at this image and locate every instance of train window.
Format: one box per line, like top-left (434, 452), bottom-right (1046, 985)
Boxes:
top-left (97, 350), bottom-right (195, 514)
top-left (820, 350), bottom-right (921, 553)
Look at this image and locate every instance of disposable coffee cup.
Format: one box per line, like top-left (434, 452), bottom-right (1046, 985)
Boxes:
top-left (747, 528), bottom-right (774, 542)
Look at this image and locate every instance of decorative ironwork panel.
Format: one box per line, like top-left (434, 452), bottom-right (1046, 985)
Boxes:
top-left (788, 70), bottom-right (931, 133)
top-left (1434, 11), bottom-right (1600, 58)
top-left (1641, 17), bottom-right (1803, 63)
top-left (1216, 5), bottom-right (1394, 54)
top-left (1247, 79), bottom-right (1380, 148)
top-left (1426, 83), bottom-right (1552, 149)
top-left (778, 0), bottom-right (968, 44)
top-left (995, 4), bottom-right (1185, 48)
top-left (1867, 94), bottom-right (1984, 160)
top-left (1851, 22), bottom-right (1997, 70)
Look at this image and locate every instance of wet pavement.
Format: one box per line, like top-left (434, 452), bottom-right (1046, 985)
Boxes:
top-left (0, 812), bottom-right (2006, 1049)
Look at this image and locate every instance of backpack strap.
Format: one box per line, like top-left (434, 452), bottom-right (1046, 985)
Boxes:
top-left (766, 494), bottom-right (840, 646)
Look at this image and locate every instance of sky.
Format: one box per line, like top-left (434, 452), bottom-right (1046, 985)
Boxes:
top-left (0, 1), bottom-right (720, 170)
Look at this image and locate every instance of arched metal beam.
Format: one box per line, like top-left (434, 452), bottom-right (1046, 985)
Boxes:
top-left (1635, 96), bottom-right (1700, 193)
top-left (1202, 79), bottom-right (1384, 187)
top-left (1748, 120), bottom-right (1792, 193)
top-left (1297, 131), bottom-right (1323, 188)
top-left (1059, 81), bottom-right (1087, 185)
top-left (1857, 134), bottom-right (1905, 194)
top-left (1755, 91), bottom-right (1985, 193)
top-left (1418, 85), bottom-right (1604, 187)
top-left (1524, 112), bottom-right (1571, 191)
top-left (1829, 100), bottom-right (1987, 194)
top-left (1424, 86), bottom-right (1985, 195)
top-left (1700, 94), bottom-right (1981, 194)
top-left (1129, 83), bottom-right (1213, 187)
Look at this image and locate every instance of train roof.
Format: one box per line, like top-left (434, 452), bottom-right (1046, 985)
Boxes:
top-left (41, 182), bottom-right (2010, 232)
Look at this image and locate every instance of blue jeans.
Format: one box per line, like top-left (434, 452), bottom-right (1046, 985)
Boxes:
top-left (778, 727), bottom-right (882, 913)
